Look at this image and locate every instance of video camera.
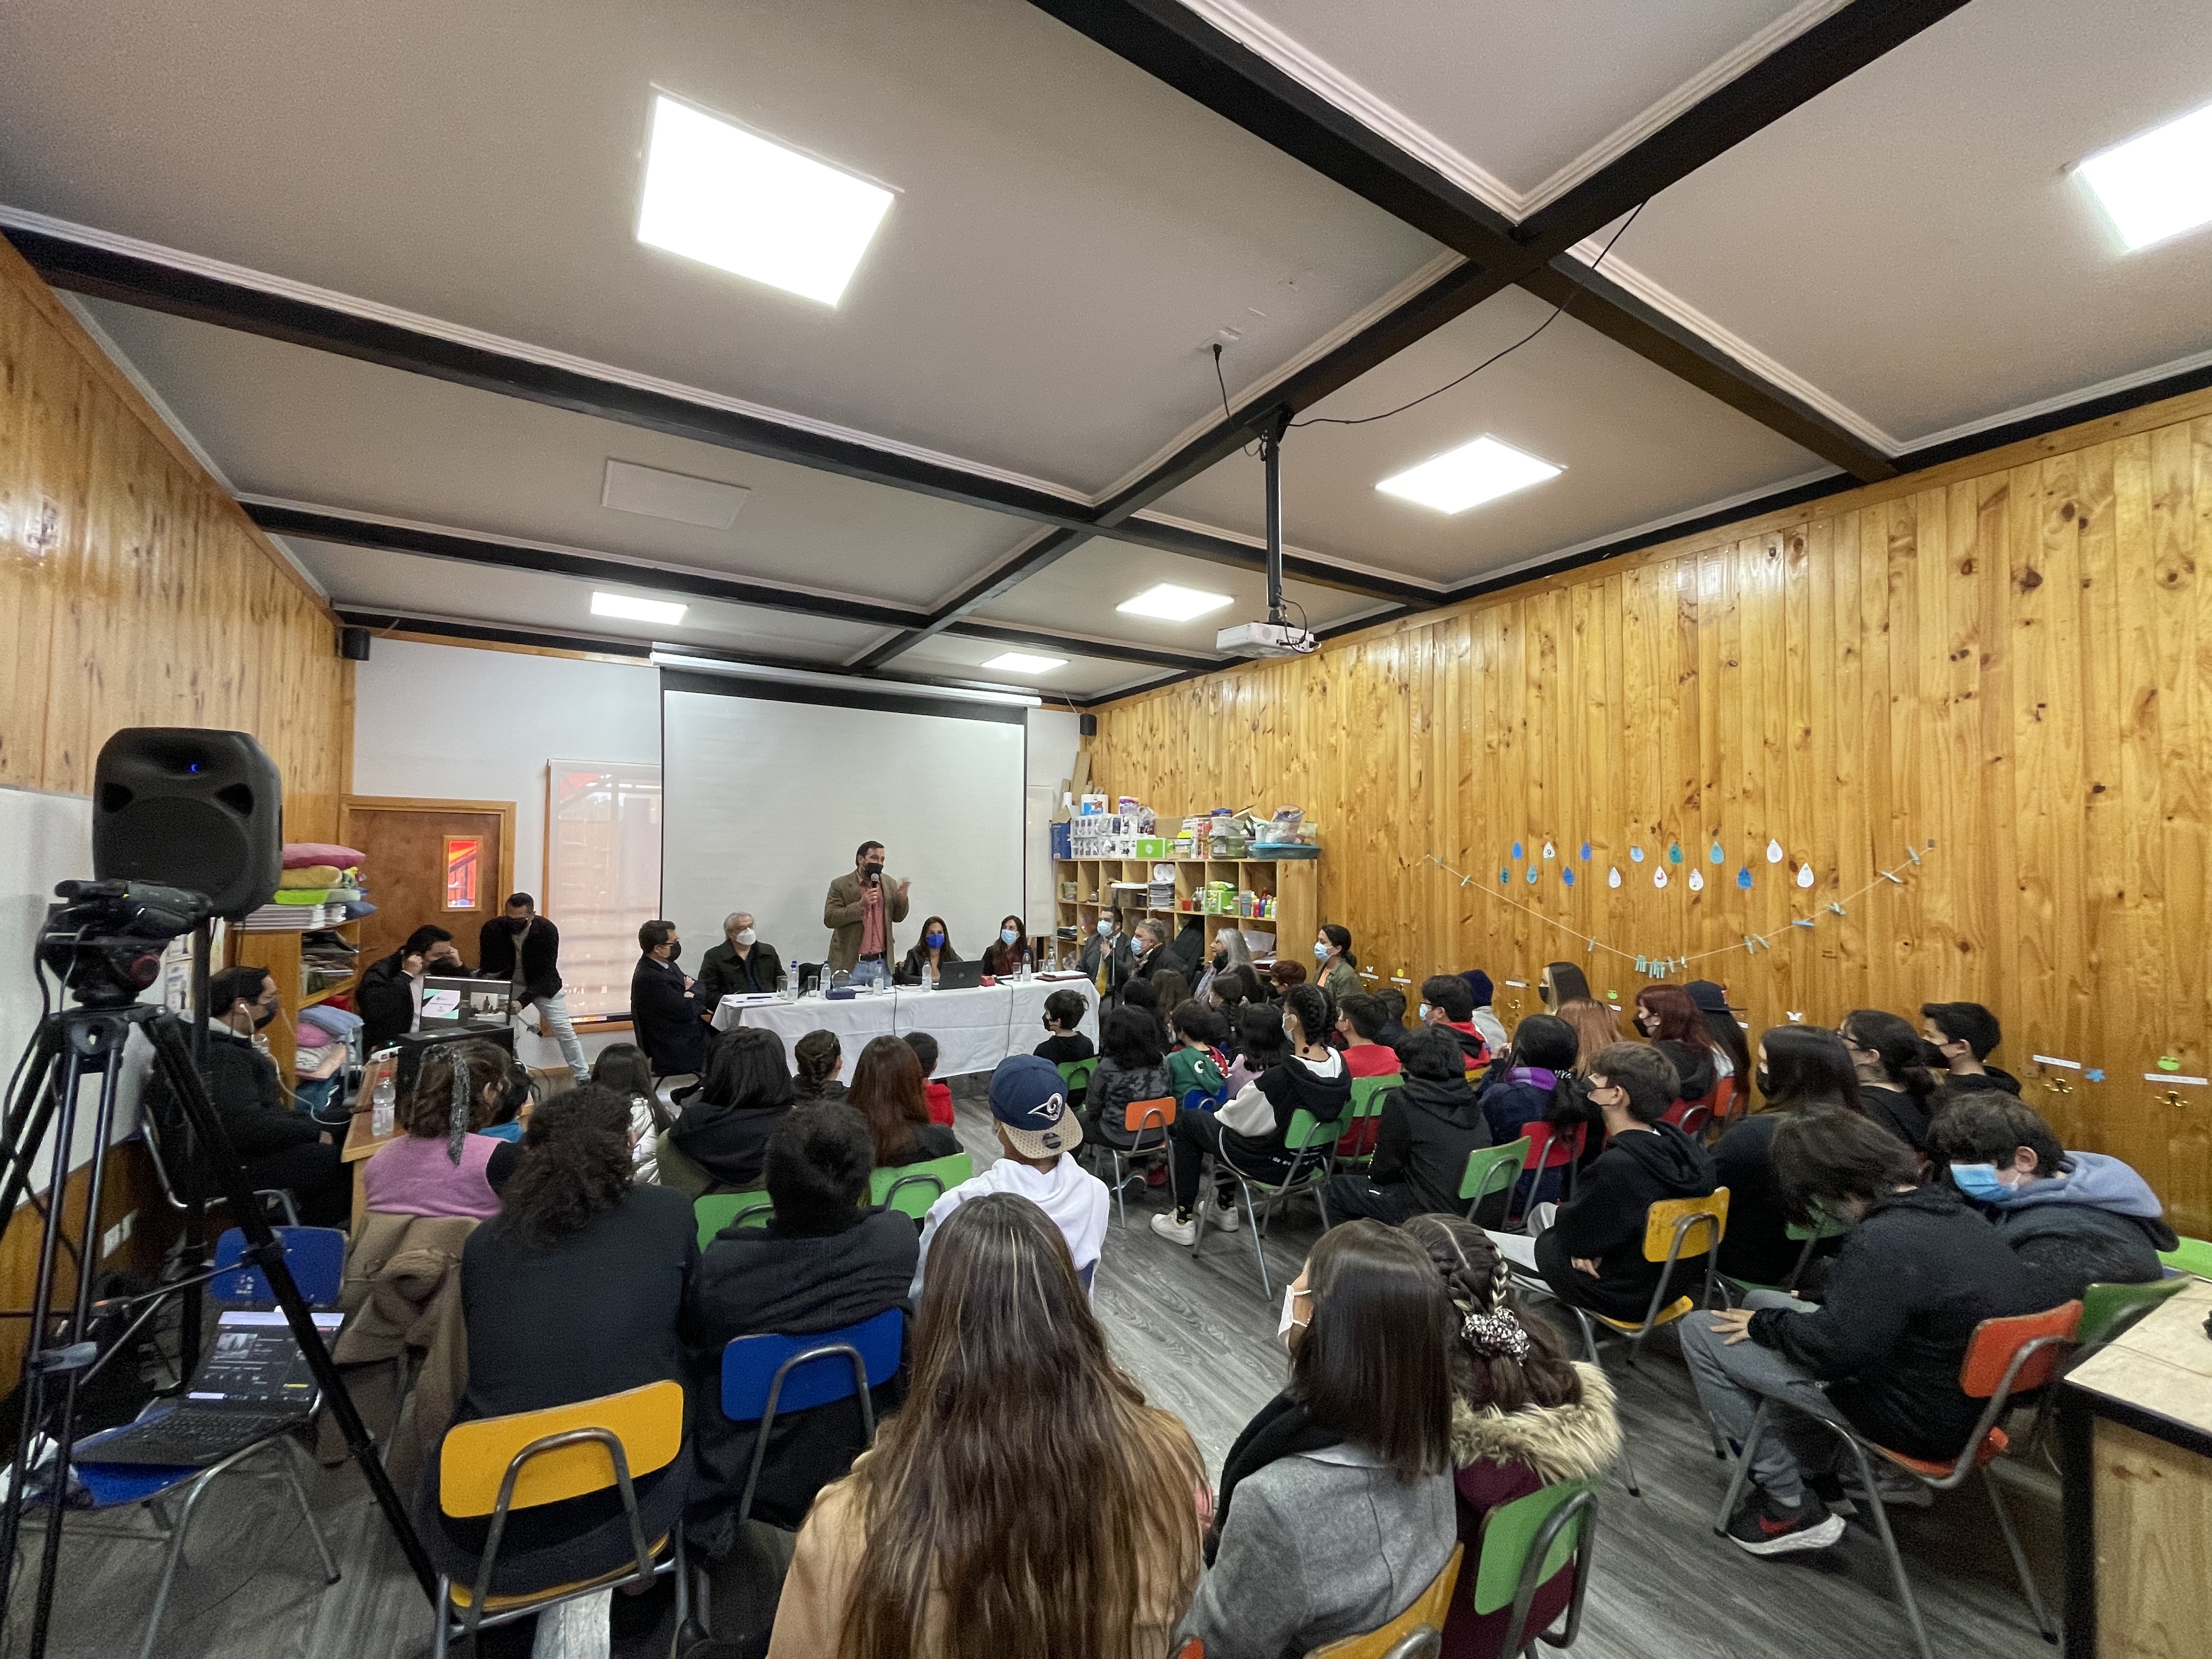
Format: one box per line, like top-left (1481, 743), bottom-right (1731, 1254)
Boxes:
top-left (37, 879), bottom-right (214, 1009)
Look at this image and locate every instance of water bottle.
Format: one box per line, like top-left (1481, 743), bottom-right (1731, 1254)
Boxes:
top-left (370, 1071), bottom-right (396, 1138)
top-left (921, 961), bottom-right (935, 993)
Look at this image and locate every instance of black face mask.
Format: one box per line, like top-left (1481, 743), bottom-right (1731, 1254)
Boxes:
top-left (506, 916), bottom-right (531, 933)
top-left (864, 861), bottom-right (884, 879)
top-left (1755, 1066), bottom-right (1773, 1098)
top-left (1212, 950), bottom-right (1227, 970)
top-left (251, 1002), bottom-right (278, 1031)
top-left (664, 943), bottom-right (681, 964)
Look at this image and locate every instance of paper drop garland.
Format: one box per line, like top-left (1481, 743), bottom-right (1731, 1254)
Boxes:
top-left (1527, 867), bottom-right (1540, 884)
top-left (1542, 840), bottom-right (1555, 860)
top-left (1607, 867), bottom-right (1622, 888)
top-left (1630, 845), bottom-right (1644, 863)
top-left (1499, 867), bottom-right (1510, 884)
top-left (1654, 868), bottom-right (1669, 889)
top-left (1579, 842), bottom-right (1592, 861)
top-left (1796, 862), bottom-right (1816, 889)
top-left (1736, 867), bottom-right (1753, 890)
top-left (1511, 841), bottom-right (1523, 861)
top-left (1766, 838), bottom-right (1784, 864)
top-left (1709, 840), bottom-right (1725, 864)
top-left (1668, 842), bottom-right (1683, 865)
top-left (1688, 868), bottom-right (1705, 891)
top-left (1561, 867), bottom-right (1576, 887)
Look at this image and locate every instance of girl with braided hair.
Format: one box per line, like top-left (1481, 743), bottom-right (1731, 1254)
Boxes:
top-left (359, 1037), bottom-right (529, 1219)
top-left (1400, 1215), bottom-right (1621, 1659)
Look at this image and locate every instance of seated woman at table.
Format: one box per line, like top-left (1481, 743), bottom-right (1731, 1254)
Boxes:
top-left (850, 1035), bottom-right (962, 1169)
top-left (981, 913), bottom-right (1035, 977)
top-left (793, 1029), bottom-right (848, 1104)
top-left (895, 917), bottom-right (961, 985)
top-left (361, 1037), bottom-right (526, 1220)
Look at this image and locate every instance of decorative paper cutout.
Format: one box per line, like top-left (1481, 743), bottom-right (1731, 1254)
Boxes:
top-left (1736, 867), bottom-right (1753, 890)
top-left (1562, 867), bottom-right (1576, 887)
top-left (1511, 841), bottom-right (1523, 861)
top-left (2085, 1069), bottom-right (2106, 1084)
top-left (1526, 867), bottom-right (1539, 884)
top-left (1607, 867), bottom-right (1622, 889)
top-left (1654, 869), bottom-right (1668, 889)
top-left (1688, 869), bottom-right (1705, 891)
top-left (1635, 955), bottom-right (1648, 973)
top-left (1668, 842), bottom-right (1683, 865)
top-left (1499, 867), bottom-right (1510, 884)
top-left (1767, 839), bottom-right (1784, 864)
top-left (1579, 842), bottom-right (1592, 861)
top-left (1796, 862), bottom-right (1816, 889)
top-left (1542, 841), bottom-right (1555, 860)
top-left (1630, 845), bottom-right (1645, 864)
top-left (1709, 841), bottom-right (1725, 864)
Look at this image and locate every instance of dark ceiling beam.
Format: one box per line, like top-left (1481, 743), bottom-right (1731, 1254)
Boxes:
top-left (1029, 0), bottom-right (1973, 484)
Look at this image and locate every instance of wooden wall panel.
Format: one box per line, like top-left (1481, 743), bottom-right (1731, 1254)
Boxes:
top-left (1090, 391), bottom-right (2212, 1234)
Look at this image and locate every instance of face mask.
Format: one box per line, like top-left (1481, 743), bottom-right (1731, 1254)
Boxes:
top-left (1418, 1002), bottom-right (1431, 1022)
top-left (1754, 1066), bottom-right (1771, 1097)
top-left (865, 860), bottom-right (884, 878)
top-left (734, 928), bottom-right (757, 948)
top-left (1949, 1163), bottom-right (2015, 1203)
top-left (1001, 928), bottom-right (1020, 946)
top-left (1276, 1286), bottom-right (1308, 1351)
top-left (1313, 941), bottom-right (1329, 962)
top-left (1212, 950), bottom-right (1227, 970)
top-left (1096, 919), bottom-right (1113, 938)
top-left (924, 931), bottom-right (945, 948)
top-left (1282, 1018), bottom-right (1297, 1041)
top-left (251, 1001), bottom-right (278, 1030)
top-left (665, 943), bottom-right (681, 963)
top-left (507, 916), bottom-right (530, 933)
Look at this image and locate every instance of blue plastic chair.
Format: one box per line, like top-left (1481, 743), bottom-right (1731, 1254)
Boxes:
top-left (210, 1225), bottom-right (347, 1308)
top-left (719, 1307), bottom-right (904, 1528)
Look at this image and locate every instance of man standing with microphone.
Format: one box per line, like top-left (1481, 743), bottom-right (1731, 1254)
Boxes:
top-left (824, 839), bottom-right (910, 989)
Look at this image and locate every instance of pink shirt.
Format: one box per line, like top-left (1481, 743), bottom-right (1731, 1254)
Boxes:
top-left (362, 1131), bottom-right (503, 1220)
top-left (859, 880), bottom-right (886, 958)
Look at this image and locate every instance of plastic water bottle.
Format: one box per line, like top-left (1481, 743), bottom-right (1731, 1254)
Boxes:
top-left (921, 961), bottom-right (935, 993)
top-left (370, 1071), bottom-right (396, 1138)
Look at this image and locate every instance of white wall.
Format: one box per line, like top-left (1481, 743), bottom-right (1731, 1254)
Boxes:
top-left (351, 639), bottom-right (662, 896)
top-left (1025, 709), bottom-right (1082, 925)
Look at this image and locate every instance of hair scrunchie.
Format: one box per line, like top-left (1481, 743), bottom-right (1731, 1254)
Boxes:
top-left (1463, 1306), bottom-right (1532, 1361)
top-left (446, 1054), bottom-right (472, 1165)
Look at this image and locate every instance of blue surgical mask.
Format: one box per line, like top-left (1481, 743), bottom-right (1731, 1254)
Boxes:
top-left (1001, 928), bottom-right (1020, 946)
top-left (1096, 918), bottom-right (1113, 938)
top-left (1948, 1163), bottom-right (2015, 1203)
top-left (1313, 941), bottom-right (1329, 962)
top-left (1418, 1002), bottom-right (1431, 1021)
top-left (924, 931), bottom-right (945, 948)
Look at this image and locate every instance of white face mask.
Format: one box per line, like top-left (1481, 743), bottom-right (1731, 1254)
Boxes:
top-left (1096, 918), bottom-right (1113, 938)
top-left (1277, 1285), bottom-right (1308, 1350)
top-left (1418, 1002), bottom-right (1431, 1021)
top-left (733, 928), bottom-right (757, 948)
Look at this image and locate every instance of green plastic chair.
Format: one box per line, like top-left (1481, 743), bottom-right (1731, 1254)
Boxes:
top-left (2157, 1235), bottom-right (2212, 1279)
top-left (1336, 1075), bottom-right (1403, 1171)
top-left (870, 1152), bottom-right (974, 1221)
top-left (1719, 1205), bottom-right (1847, 1303)
top-left (2076, 1274), bottom-right (2191, 1350)
top-left (1192, 1107), bottom-right (1347, 1299)
top-left (1058, 1057), bottom-right (1099, 1096)
top-left (694, 1190), bottom-right (774, 1248)
top-left (1471, 1477), bottom-right (1598, 1657)
top-left (1460, 1137), bottom-right (1532, 1222)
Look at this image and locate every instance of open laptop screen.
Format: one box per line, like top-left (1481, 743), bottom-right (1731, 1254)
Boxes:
top-left (189, 1310), bottom-right (344, 1406)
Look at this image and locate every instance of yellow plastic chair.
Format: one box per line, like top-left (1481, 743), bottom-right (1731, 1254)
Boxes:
top-left (1304, 1542), bottom-right (1463, 1659)
top-left (430, 1379), bottom-right (695, 1657)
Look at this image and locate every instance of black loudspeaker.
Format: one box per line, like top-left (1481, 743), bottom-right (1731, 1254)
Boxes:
top-left (93, 729), bottom-right (284, 919)
top-left (339, 625), bottom-right (372, 661)
top-left (1079, 713), bottom-right (1098, 737)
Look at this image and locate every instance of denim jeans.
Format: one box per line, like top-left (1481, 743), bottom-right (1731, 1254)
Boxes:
top-left (849, 958), bottom-right (889, 990)
top-left (521, 989), bottom-right (589, 1079)
top-left (1679, 1289), bottom-right (1857, 1504)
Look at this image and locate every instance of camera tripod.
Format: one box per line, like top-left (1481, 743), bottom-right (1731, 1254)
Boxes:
top-left (0, 989), bottom-right (436, 1656)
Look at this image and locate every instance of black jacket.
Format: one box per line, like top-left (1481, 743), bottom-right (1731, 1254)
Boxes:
top-left (477, 916), bottom-right (562, 1001)
top-left (893, 941), bottom-right (961, 985)
top-left (144, 1027), bottom-right (323, 1201)
top-left (668, 1094), bottom-right (793, 1190)
top-left (1859, 1084), bottom-right (1936, 1153)
top-left (980, 938), bottom-right (1035, 977)
top-left (358, 950), bottom-right (418, 1054)
top-left (1536, 1123), bottom-right (1717, 1322)
top-left (1034, 1032), bottom-right (1096, 1068)
top-left (881, 1122), bottom-right (961, 1168)
top-left (695, 939), bottom-right (785, 1007)
top-left (1085, 1059), bottom-right (1171, 1148)
top-left (1229, 1053), bottom-right (1352, 1161)
top-left (630, 953), bottom-right (708, 1076)
top-left (1748, 1184), bottom-right (2056, 1458)
top-left (1369, 1075), bottom-right (1491, 1217)
top-left (1711, 1114), bottom-right (1798, 1287)
top-left (1170, 920), bottom-right (1209, 979)
top-left (685, 1207), bottom-right (916, 1542)
top-left (1654, 1039), bottom-right (1716, 1104)
top-left (1078, 932), bottom-right (1135, 1000)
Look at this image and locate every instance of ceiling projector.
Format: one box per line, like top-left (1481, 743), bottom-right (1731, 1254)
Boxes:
top-left (1216, 618), bottom-right (1318, 657)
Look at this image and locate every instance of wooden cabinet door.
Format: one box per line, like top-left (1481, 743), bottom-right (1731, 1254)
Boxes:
top-left (338, 797), bottom-right (515, 971)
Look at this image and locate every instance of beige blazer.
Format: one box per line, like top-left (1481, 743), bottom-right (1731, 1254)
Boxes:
top-left (822, 870), bottom-right (910, 973)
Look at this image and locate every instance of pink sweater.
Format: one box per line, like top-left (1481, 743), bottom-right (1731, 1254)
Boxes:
top-left (362, 1132), bottom-right (503, 1220)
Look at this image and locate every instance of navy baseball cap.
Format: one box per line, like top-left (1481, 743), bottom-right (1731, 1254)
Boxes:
top-left (988, 1054), bottom-right (1083, 1158)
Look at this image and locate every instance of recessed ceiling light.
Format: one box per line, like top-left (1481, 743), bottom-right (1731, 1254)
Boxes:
top-left (1116, 583), bottom-right (1234, 623)
top-left (981, 651), bottom-right (1066, 675)
top-left (2077, 99), bottom-right (2212, 253)
top-left (636, 93), bottom-right (894, 306)
top-left (592, 591), bottom-right (688, 625)
top-left (1376, 435), bottom-right (1562, 515)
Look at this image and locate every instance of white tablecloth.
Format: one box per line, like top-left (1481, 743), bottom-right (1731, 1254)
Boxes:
top-left (711, 977), bottom-right (1100, 1076)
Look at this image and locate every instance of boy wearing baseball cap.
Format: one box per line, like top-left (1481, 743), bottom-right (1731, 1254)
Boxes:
top-left (911, 1054), bottom-right (1110, 1296)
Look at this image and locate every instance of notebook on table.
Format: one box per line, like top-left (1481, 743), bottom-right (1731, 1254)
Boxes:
top-left (76, 1310), bottom-right (343, 1469)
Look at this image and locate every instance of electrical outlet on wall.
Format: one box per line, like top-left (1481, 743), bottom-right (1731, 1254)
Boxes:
top-left (100, 1210), bottom-right (135, 1259)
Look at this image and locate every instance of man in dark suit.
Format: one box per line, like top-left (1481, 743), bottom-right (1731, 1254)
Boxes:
top-left (630, 918), bottom-right (708, 1079)
top-left (695, 911), bottom-right (786, 1009)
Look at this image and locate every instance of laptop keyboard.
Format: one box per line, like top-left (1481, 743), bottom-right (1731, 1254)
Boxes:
top-left (79, 1409), bottom-right (305, 1468)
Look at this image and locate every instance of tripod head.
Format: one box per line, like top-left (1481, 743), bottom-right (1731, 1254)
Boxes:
top-left (37, 879), bottom-right (212, 1009)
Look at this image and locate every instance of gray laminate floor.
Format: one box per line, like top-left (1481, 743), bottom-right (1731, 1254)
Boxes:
top-left (3, 1082), bottom-right (2060, 1658)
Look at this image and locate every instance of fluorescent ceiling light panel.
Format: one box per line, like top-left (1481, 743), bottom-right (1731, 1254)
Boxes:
top-left (591, 591), bottom-right (689, 625)
top-left (1376, 435), bottom-right (1562, 515)
top-left (1116, 583), bottom-right (1234, 622)
top-left (980, 651), bottom-right (1066, 674)
top-left (602, 459), bottom-right (749, 528)
top-left (636, 94), bottom-right (893, 306)
top-left (2077, 99), bottom-right (2212, 252)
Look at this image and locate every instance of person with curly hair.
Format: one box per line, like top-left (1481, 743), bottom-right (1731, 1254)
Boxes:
top-left (420, 1084), bottom-right (697, 1599)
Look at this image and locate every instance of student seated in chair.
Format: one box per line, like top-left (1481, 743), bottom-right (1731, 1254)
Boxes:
top-left (360, 1037), bottom-right (527, 1220)
top-left (1033, 988), bottom-right (1097, 1069)
top-left (1163, 1000), bottom-right (1229, 1101)
top-left (1472, 1014), bottom-right (1584, 1210)
top-left (1152, 986), bottom-right (1350, 1246)
top-left (791, 1029), bottom-right (848, 1105)
top-left (1709, 1027), bottom-right (1862, 1290)
top-left (1929, 1092), bottom-right (2175, 1301)
top-left (1082, 1007), bottom-right (1171, 1149)
top-left (686, 1102), bottom-right (917, 1559)
top-left (1918, 1000), bottom-right (2022, 1096)
top-left (902, 1030), bottom-right (956, 1127)
top-left (420, 1085), bottom-right (697, 1596)
top-left (664, 1026), bottom-right (797, 1194)
top-left (1419, 974), bottom-right (1492, 1069)
top-left (1181, 1221), bottom-right (1458, 1659)
top-left (913, 1056), bottom-right (1108, 1295)
top-left (848, 1035), bottom-right (960, 1170)
top-left (1403, 1216), bottom-right (1621, 1659)
top-left (1486, 1043), bottom-right (1717, 1324)
top-left (1322, 1027), bottom-right (1490, 1226)
top-left (1681, 1108), bottom-right (2053, 1558)
top-left (770, 1193), bottom-right (1204, 1658)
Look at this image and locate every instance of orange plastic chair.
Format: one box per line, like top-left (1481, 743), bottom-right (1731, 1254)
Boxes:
top-left (431, 1379), bottom-right (695, 1656)
top-left (1304, 1542), bottom-right (1463, 1659)
top-left (1713, 1300), bottom-right (2081, 1659)
top-left (1098, 1096), bottom-right (1177, 1229)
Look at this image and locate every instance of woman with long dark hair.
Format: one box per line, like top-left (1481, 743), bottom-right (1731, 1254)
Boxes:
top-left (1402, 1216), bottom-right (1620, 1659)
top-left (1538, 962), bottom-right (1591, 1012)
top-left (424, 1085), bottom-right (696, 1595)
top-left (1710, 1026), bottom-right (1864, 1285)
top-left (1838, 1009), bottom-right (1940, 1152)
top-left (1685, 980), bottom-right (1752, 1083)
top-left (769, 1193), bottom-right (1205, 1659)
top-left (667, 1025), bottom-right (797, 1192)
top-left (1183, 1220), bottom-right (1458, 1657)
top-left (979, 913), bottom-right (1034, 977)
top-left (848, 1034), bottom-right (960, 1169)
top-left (895, 916), bottom-right (960, 985)
top-left (1474, 1014), bottom-right (1585, 1210)
top-left (1632, 983), bottom-right (1725, 1103)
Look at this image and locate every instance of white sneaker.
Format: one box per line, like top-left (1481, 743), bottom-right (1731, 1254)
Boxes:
top-left (1150, 1210), bottom-right (1200, 1245)
top-left (1209, 1195), bottom-right (1243, 1233)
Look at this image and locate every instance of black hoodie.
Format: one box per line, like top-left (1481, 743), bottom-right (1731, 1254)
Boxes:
top-left (1535, 1122), bottom-right (1718, 1322)
top-left (1231, 1052), bottom-right (1353, 1159)
top-left (668, 1093), bottom-right (794, 1190)
top-left (1368, 1074), bottom-right (1492, 1216)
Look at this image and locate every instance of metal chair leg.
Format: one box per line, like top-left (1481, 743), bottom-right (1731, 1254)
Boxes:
top-left (431, 1573), bottom-right (453, 1659)
top-left (1243, 1183), bottom-right (1272, 1301)
top-left (1713, 1398), bottom-right (1770, 1532)
top-left (137, 1471), bottom-right (218, 1659)
top-left (281, 1437), bottom-right (342, 1587)
top-left (1110, 1152), bottom-right (1127, 1230)
top-left (1843, 1441), bottom-right (1936, 1659)
top-left (1570, 1309), bottom-right (1639, 1497)
top-left (1985, 1467), bottom-right (2058, 1643)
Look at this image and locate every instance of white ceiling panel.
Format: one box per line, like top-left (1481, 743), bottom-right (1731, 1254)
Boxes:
top-left (970, 534), bottom-right (1392, 639)
top-left (80, 298), bottom-right (1028, 608)
top-left (1153, 286), bottom-right (1824, 584)
top-left (292, 540), bottom-right (881, 662)
top-left (0, 0), bottom-right (1440, 492)
top-left (1603, 0), bottom-right (2212, 445)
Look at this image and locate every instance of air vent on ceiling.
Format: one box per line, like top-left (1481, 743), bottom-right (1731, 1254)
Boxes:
top-left (601, 459), bottom-right (750, 529)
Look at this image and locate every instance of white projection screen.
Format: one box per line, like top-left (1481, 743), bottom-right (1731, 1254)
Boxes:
top-left (661, 679), bottom-right (1029, 978)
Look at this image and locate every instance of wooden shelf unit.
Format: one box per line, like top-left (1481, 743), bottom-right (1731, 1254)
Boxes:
top-left (225, 916), bottom-right (363, 1081)
top-left (1049, 853), bottom-right (1317, 970)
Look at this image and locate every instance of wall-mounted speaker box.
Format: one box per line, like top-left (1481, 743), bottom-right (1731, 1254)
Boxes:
top-left (340, 625), bottom-right (372, 661)
top-left (92, 729), bottom-right (283, 919)
top-left (1079, 713), bottom-right (1098, 737)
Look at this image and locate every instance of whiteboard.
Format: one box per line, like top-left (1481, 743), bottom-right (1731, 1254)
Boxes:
top-left (661, 686), bottom-right (1028, 976)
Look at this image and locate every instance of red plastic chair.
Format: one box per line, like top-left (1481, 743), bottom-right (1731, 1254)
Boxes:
top-left (1509, 1120), bottom-right (1587, 1222)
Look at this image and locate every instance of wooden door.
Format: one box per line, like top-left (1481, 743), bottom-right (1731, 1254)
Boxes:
top-left (340, 797), bottom-right (516, 971)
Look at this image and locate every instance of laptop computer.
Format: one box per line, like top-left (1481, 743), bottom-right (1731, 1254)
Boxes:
top-left (933, 958), bottom-right (986, 991)
top-left (77, 1310), bottom-right (344, 1469)
top-left (421, 973), bottom-right (513, 1026)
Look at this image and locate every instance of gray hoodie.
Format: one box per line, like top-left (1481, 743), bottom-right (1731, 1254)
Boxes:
top-left (1971, 1150), bottom-right (2177, 1301)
